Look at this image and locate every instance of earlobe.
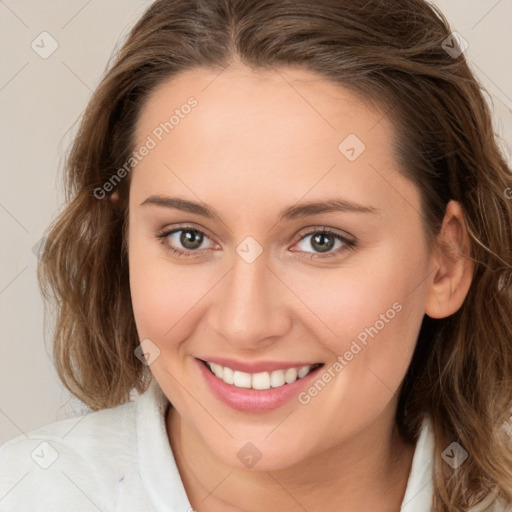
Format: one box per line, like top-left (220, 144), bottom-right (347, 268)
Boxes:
top-left (425, 200), bottom-right (474, 319)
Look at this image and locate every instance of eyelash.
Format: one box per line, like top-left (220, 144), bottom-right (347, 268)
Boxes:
top-left (155, 224), bottom-right (356, 259)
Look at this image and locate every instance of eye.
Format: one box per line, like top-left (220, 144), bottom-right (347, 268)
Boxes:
top-left (156, 225), bottom-right (217, 257)
top-left (291, 227), bottom-right (355, 258)
top-left (156, 225), bottom-right (355, 259)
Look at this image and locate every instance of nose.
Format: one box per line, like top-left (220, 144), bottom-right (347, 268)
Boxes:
top-left (207, 247), bottom-right (292, 350)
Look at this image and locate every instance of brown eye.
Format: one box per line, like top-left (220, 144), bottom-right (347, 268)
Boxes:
top-left (310, 233), bottom-right (335, 253)
top-left (180, 229), bottom-right (204, 250)
top-left (157, 226), bottom-right (217, 257)
top-left (291, 228), bottom-right (355, 259)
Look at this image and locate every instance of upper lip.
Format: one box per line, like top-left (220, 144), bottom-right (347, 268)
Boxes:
top-left (198, 357), bottom-right (323, 374)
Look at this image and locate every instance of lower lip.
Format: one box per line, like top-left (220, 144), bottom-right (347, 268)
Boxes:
top-left (196, 358), bottom-right (323, 413)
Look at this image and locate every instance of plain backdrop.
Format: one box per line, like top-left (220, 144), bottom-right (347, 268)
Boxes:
top-left (1, 0), bottom-right (511, 445)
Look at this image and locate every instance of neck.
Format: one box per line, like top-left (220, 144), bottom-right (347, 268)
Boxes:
top-left (167, 403), bottom-right (415, 512)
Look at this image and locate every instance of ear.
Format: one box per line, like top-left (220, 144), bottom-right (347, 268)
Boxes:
top-left (424, 200), bottom-right (474, 319)
top-left (110, 190), bottom-right (120, 203)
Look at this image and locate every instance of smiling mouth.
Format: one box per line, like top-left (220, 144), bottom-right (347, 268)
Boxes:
top-left (200, 360), bottom-right (324, 390)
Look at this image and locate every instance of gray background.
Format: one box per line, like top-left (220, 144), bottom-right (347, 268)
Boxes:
top-left (1, 0), bottom-right (511, 445)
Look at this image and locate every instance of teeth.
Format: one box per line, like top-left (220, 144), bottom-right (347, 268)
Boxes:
top-left (233, 370), bottom-right (252, 388)
top-left (298, 366), bottom-right (310, 378)
top-left (284, 368), bottom-right (297, 383)
top-left (210, 363), bottom-right (223, 379)
top-left (270, 370), bottom-right (285, 388)
top-left (223, 366), bottom-right (234, 385)
top-left (205, 361), bottom-right (318, 390)
top-left (252, 372), bottom-right (271, 390)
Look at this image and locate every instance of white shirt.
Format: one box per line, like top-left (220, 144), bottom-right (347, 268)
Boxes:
top-left (0, 378), bottom-right (441, 511)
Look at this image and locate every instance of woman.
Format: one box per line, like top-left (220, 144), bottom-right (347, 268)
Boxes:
top-left (1, 0), bottom-right (511, 510)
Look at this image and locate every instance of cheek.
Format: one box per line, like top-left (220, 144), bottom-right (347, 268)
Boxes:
top-left (287, 240), bottom-right (429, 405)
top-left (291, 248), bottom-right (427, 348)
top-left (128, 232), bottom-right (216, 348)
top-left (283, 255), bottom-right (427, 442)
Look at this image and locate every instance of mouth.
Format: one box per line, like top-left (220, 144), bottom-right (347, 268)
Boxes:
top-left (196, 357), bottom-right (325, 412)
top-left (201, 359), bottom-right (324, 390)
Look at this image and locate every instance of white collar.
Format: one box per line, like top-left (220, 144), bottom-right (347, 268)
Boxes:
top-left (137, 378), bottom-right (192, 511)
top-left (400, 415), bottom-right (435, 511)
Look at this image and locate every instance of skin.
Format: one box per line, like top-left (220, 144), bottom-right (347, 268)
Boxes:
top-left (125, 62), bottom-right (473, 511)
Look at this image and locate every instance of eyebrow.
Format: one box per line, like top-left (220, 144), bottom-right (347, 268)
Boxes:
top-left (140, 195), bottom-right (379, 221)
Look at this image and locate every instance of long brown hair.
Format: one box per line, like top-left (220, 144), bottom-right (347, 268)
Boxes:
top-left (38, 0), bottom-right (512, 509)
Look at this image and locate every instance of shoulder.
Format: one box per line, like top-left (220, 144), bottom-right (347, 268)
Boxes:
top-left (0, 397), bottom-right (139, 511)
top-left (0, 395), bottom-right (138, 463)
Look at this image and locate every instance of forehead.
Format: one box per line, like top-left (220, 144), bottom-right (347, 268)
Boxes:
top-left (130, 64), bottom-right (416, 224)
top-left (134, 64), bottom-right (388, 152)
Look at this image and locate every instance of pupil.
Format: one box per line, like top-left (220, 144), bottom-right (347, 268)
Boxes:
top-left (312, 233), bottom-right (333, 253)
top-left (181, 230), bottom-right (203, 249)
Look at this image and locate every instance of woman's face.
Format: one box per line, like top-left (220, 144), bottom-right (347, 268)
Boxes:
top-left (127, 64), bottom-right (433, 470)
